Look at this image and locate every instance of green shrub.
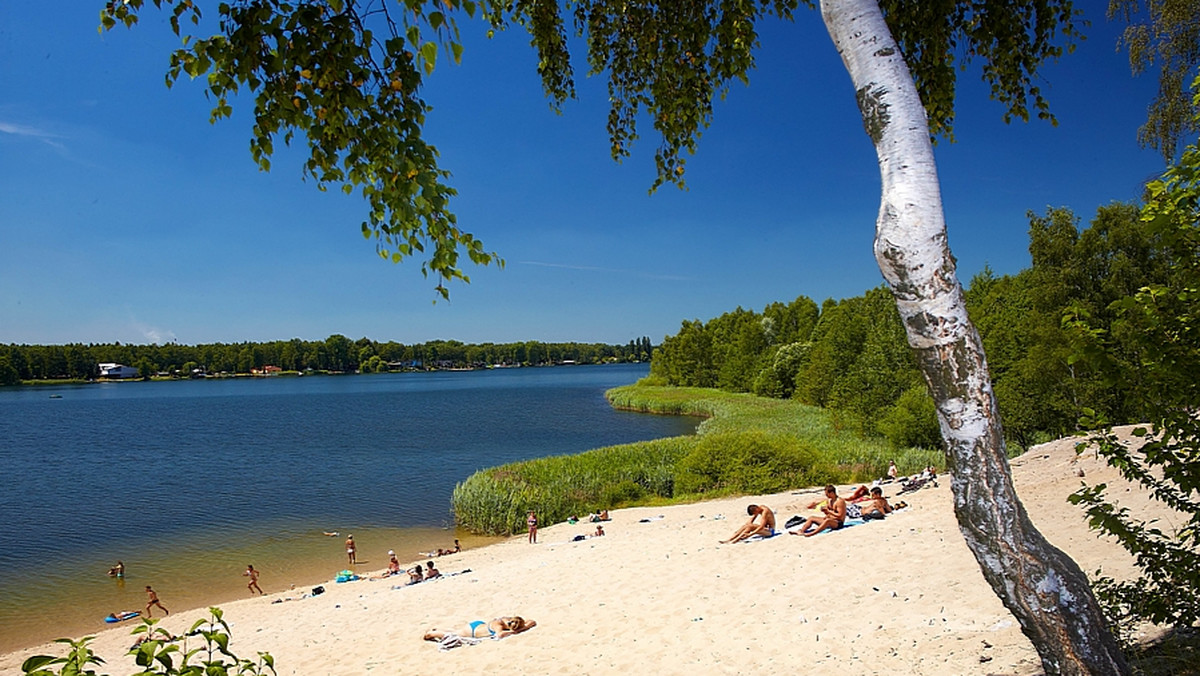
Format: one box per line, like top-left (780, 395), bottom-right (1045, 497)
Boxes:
top-left (876, 385), bottom-right (942, 450)
top-left (676, 430), bottom-right (831, 495)
top-left (600, 480), bottom-right (645, 506)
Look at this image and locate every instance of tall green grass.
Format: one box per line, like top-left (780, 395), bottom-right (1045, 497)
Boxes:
top-left (452, 381), bottom-right (943, 534)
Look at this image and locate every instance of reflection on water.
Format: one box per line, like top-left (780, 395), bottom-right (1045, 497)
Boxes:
top-left (0, 365), bottom-right (697, 651)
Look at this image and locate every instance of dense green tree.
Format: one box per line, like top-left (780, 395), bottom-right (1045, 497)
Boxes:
top-left (964, 204), bottom-right (1177, 447)
top-left (0, 355), bottom-right (19, 386)
top-left (762, 296), bottom-right (820, 347)
top-left (876, 384), bottom-right (941, 450)
top-left (323, 334), bottom-right (353, 371)
top-left (709, 308), bottom-right (768, 392)
top-left (751, 341), bottom-right (809, 399)
top-left (651, 319), bottom-right (716, 388)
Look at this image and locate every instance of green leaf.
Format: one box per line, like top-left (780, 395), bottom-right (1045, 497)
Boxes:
top-left (20, 655), bottom-right (58, 671)
top-left (420, 42), bottom-right (437, 75)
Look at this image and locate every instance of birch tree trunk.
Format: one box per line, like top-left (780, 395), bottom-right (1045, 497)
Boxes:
top-left (819, 1), bottom-right (1130, 673)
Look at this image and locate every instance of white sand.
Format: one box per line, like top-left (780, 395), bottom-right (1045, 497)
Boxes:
top-left (3, 430), bottom-right (1171, 675)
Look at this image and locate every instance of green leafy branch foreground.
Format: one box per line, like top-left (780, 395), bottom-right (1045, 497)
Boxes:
top-left (451, 382), bottom-right (941, 534)
top-left (1064, 79), bottom-right (1200, 646)
top-left (23, 608), bottom-right (274, 676)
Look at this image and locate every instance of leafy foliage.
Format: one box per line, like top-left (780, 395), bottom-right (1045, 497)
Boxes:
top-left (1108, 0), bottom-right (1200, 159)
top-left (494, 0), bottom-right (803, 191)
top-left (1065, 83), bottom-right (1200, 638)
top-left (101, 0), bottom-right (500, 299)
top-left (877, 0), bottom-right (1084, 140)
top-left (23, 608), bottom-right (275, 676)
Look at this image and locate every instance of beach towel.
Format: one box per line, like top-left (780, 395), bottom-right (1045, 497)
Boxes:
top-left (786, 518), bottom-right (867, 536)
top-left (436, 634), bottom-right (482, 651)
top-left (742, 531), bottom-right (779, 543)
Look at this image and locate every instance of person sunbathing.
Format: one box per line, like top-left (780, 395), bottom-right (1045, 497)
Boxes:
top-left (790, 485), bottom-right (846, 537)
top-left (720, 504), bottom-right (776, 544)
top-left (406, 567), bottom-right (424, 584)
top-left (844, 485), bottom-right (871, 502)
top-left (423, 616), bottom-right (537, 642)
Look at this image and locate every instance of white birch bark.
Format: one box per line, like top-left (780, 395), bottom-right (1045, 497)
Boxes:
top-left (818, 1), bottom-right (1130, 673)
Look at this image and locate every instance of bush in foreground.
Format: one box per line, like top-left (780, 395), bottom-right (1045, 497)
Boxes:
top-left (23, 608), bottom-right (274, 676)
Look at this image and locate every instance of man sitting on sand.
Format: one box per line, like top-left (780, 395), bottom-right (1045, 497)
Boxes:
top-left (859, 487), bottom-right (893, 519)
top-left (790, 485), bottom-right (846, 537)
top-left (720, 504), bottom-right (776, 544)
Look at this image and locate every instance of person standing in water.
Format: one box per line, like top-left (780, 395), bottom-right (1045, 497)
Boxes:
top-left (346, 534), bottom-right (357, 565)
top-left (145, 586), bottom-right (169, 617)
top-left (107, 560), bottom-right (124, 578)
top-left (244, 564), bottom-right (263, 594)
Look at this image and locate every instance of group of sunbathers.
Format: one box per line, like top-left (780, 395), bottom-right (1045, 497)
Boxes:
top-left (566, 510), bottom-right (610, 525)
top-left (789, 484), bottom-right (894, 536)
top-left (722, 482), bottom-right (904, 543)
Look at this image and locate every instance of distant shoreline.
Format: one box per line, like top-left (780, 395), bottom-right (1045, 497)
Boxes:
top-left (12, 361), bottom-right (636, 387)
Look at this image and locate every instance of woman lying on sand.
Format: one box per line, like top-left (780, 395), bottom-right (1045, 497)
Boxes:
top-left (423, 616), bottom-right (537, 642)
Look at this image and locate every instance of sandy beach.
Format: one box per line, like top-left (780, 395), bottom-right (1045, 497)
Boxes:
top-left (3, 430), bottom-right (1172, 675)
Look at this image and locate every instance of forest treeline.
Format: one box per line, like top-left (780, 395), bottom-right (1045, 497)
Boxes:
top-left (650, 202), bottom-right (1173, 450)
top-left (0, 336), bottom-right (654, 384)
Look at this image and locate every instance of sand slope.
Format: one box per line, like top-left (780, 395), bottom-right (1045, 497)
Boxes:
top-left (2, 430), bottom-right (1168, 675)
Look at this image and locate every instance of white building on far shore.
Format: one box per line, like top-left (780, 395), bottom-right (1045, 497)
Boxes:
top-left (98, 363), bottom-right (139, 379)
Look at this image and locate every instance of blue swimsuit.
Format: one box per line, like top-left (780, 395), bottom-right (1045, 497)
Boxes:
top-left (468, 621), bottom-right (495, 638)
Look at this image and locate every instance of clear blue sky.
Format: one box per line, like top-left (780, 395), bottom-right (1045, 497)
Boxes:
top-left (0, 4), bottom-right (1169, 346)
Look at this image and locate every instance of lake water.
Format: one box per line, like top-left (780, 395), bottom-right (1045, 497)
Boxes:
top-left (0, 364), bottom-right (697, 652)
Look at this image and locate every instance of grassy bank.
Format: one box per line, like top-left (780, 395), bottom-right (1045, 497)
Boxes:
top-left (452, 382), bottom-right (942, 534)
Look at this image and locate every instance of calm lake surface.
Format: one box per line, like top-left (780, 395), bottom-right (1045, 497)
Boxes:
top-left (0, 364), bottom-right (697, 652)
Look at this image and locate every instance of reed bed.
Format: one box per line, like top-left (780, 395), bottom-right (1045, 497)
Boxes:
top-left (453, 382), bottom-right (945, 534)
